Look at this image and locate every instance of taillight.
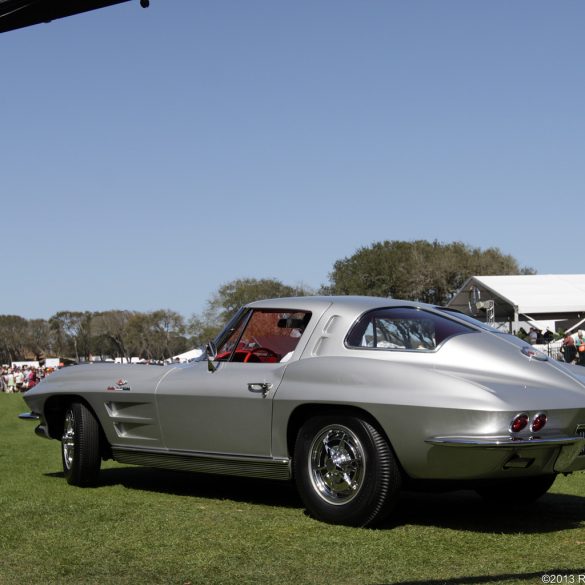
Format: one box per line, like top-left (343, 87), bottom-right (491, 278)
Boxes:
top-left (531, 413), bottom-right (547, 433)
top-left (510, 413), bottom-right (529, 433)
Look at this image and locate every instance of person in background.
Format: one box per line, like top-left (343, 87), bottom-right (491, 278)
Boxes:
top-left (575, 330), bottom-right (585, 366)
top-left (5, 370), bottom-right (16, 393)
top-left (561, 333), bottom-right (577, 364)
top-left (26, 367), bottom-right (38, 390)
top-left (14, 368), bottom-right (24, 391)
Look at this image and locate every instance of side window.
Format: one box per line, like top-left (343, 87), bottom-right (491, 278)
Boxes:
top-left (346, 307), bottom-right (472, 351)
top-left (216, 310), bottom-right (311, 363)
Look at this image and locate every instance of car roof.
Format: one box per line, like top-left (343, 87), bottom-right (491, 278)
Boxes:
top-left (246, 295), bottom-right (428, 314)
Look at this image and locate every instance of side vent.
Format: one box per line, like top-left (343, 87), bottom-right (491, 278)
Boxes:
top-left (323, 315), bottom-right (340, 335)
top-left (312, 315), bottom-right (341, 357)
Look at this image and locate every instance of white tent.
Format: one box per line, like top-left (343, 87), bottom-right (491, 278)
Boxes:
top-left (447, 274), bottom-right (585, 333)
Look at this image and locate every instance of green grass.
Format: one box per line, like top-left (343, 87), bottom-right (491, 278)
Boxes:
top-left (1, 393), bottom-right (585, 585)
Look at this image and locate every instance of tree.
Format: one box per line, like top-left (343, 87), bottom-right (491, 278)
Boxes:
top-left (126, 310), bottom-right (188, 361)
top-left (49, 311), bottom-right (93, 362)
top-left (0, 315), bottom-right (29, 363)
top-left (91, 310), bottom-right (135, 362)
top-left (27, 319), bottom-right (52, 361)
top-left (326, 240), bottom-right (535, 305)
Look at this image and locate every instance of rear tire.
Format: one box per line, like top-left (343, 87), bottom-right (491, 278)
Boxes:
top-left (293, 415), bottom-right (401, 527)
top-left (61, 402), bottom-right (101, 486)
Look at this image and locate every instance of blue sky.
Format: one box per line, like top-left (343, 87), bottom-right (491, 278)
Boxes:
top-left (2, 1), bottom-right (584, 319)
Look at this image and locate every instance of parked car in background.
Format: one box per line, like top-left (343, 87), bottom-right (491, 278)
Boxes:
top-left (20, 296), bottom-right (585, 526)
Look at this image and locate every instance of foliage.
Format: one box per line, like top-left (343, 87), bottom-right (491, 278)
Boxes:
top-left (50, 311), bottom-right (93, 362)
top-left (0, 279), bottom-right (309, 363)
top-left (126, 309), bottom-right (188, 361)
top-left (0, 310), bottom-right (190, 364)
top-left (0, 315), bottom-right (57, 363)
top-left (0, 315), bottom-right (31, 363)
top-left (0, 240), bottom-right (535, 361)
top-left (91, 310), bottom-right (135, 361)
top-left (2, 394), bottom-right (585, 585)
top-left (326, 240), bottom-right (536, 305)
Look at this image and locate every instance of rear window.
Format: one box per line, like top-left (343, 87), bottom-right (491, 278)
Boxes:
top-left (345, 307), bottom-right (473, 351)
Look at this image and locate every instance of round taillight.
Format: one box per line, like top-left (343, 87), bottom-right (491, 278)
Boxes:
top-left (511, 413), bottom-right (529, 433)
top-left (531, 413), bottom-right (547, 433)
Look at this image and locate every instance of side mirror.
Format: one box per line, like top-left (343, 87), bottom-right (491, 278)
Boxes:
top-left (206, 341), bottom-right (218, 373)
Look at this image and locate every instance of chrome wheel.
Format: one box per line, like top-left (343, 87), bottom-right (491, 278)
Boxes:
top-left (309, 424), bottom-right (365, 505)
top-left (61, 402), bottom-right (102, 486)
top-left (295, 415), bottom-right (402, 526)
top-left (62, 409), bottom-right (75, 471)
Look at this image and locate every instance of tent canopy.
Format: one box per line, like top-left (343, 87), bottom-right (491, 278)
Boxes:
top-left (447, 275), bottom-right (585, 320)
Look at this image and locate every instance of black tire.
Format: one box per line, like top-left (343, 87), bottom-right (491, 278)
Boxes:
top-left (476, 474), bottom-right (556, 505)
top-left (61, 402), bottom-right (102, 486)
top-left (293, 415), bottom-right (402, 527)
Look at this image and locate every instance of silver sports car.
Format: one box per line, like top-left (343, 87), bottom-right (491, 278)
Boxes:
top-left (20, 296), bottom-right (585, 526)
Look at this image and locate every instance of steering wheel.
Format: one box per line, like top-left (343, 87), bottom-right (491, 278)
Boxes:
top-left (243, 347), bottom-right (279, 363)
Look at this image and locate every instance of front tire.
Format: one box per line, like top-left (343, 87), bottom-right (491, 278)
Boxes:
top-left (293, 415), bottom-right (401, 527)
top-left (61, 402), bottom-right (102, 486)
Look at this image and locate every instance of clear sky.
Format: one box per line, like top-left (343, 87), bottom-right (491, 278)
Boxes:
top-left (2, 0), bottom-right (584, 320)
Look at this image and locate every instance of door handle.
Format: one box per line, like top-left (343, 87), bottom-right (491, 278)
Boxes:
top-left (248, 382), bottom-right (273, 396)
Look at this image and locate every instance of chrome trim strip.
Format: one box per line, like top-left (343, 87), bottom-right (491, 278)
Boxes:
top-left (18, 412), bottom-right (40, 420)
top-left (425, 435), bottom-right (585, 449)
top-left (111, 446), bottom-right (292, 481)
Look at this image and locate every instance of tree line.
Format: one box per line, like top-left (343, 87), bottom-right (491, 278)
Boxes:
top-left (0, 240), bottom-right (534, 364)
top-left (0, 310), bottom-right (189, 365)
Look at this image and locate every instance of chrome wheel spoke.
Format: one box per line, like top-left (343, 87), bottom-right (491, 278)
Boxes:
top-left (309, 424), bottom-right (365, 505)
top-left (62, 410), bottom-right (75, 470)
top-left (341, 472), bottom-right (358, 491)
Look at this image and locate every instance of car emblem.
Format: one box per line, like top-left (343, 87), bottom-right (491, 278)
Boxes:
top-left (106, 379), bottom-right (131, 391)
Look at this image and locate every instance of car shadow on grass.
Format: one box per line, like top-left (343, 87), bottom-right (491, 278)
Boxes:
top-left (380, 488), bottom-right (585, 533)
top-left (90, 466), bottom-right (304, 509)
top-left (46, 467), bottom-right (585, 532)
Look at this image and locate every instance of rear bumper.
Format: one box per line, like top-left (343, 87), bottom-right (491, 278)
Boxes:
top-left (425, 434), bottom-right (585, 449)
top-left (425, 434), bottom-right (585, 473)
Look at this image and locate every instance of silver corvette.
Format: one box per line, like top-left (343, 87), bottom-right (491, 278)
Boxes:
top-left (20, 296), bottom-right (585, 526)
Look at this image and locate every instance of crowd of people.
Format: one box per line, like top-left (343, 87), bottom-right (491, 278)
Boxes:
top-left (0, 365), bottom-right (56, 393)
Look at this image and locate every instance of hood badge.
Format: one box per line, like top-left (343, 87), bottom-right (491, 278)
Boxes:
top-left (106, 379), bottom-right (131, 392)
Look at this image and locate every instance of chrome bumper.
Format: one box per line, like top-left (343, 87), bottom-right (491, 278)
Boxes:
top-left (425, 434), bottom-right (585, 473)
top-left (18, 412), bottom-right (40, 421)
top-left (425, 435), bottom-right (585, 449)
top-left (18, 412), bottom-right (51, 440)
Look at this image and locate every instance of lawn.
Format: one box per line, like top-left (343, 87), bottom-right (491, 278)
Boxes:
top-left (1, 393), bottom-right (585, 585)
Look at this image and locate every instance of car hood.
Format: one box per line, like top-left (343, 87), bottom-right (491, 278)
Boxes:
top-left (24, 363), bottom-right (175, 399)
